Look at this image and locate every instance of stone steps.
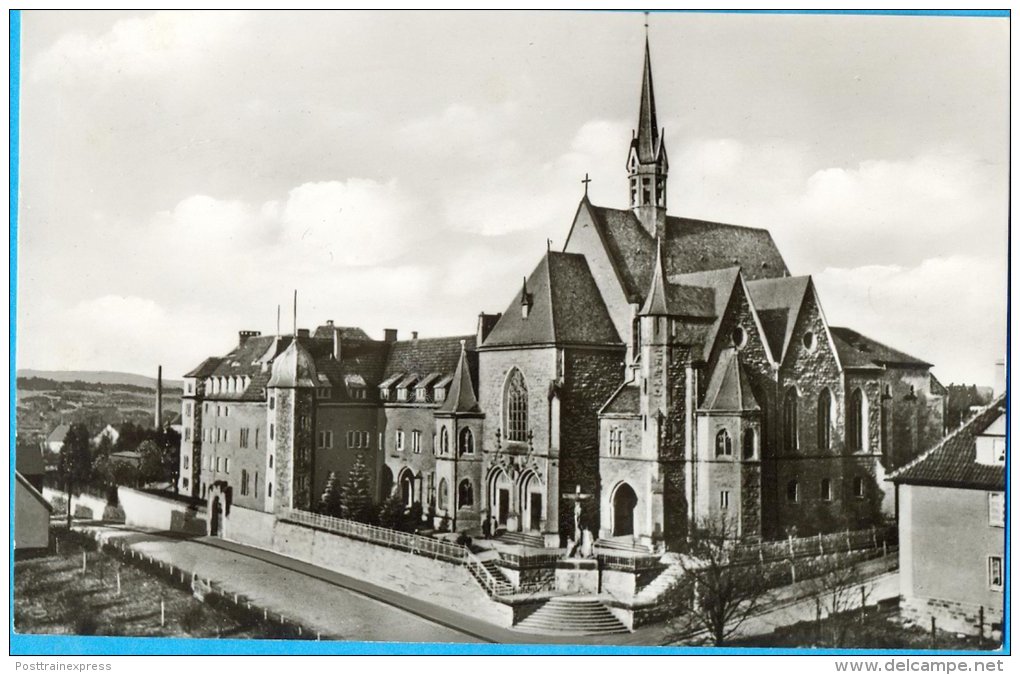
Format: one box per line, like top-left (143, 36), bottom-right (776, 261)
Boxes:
top-left (497, 530), bottom-right (545, 548)
top-left (635, 563), bottom-right (685, 602)
top-left (481, 559), bottom-right (512, 585)
top-left (594, 537), bottom-right (652, 554)
top-left (514, 597), bottom-right (630, 635)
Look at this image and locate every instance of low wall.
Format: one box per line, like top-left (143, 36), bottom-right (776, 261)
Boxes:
top-left (223, 506), bottom-right (513, 627)
top-left (42, 487), bottom-right (115, 521)
top-left (118, 487), bottom-right (207, 535)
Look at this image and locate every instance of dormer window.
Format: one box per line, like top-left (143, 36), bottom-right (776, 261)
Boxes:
top-left (397, 373), bottom-right (419, 403)
top-left (379, 372), bottom-right (403, 402)
top-left (318, 387), bottom-right (332, 399)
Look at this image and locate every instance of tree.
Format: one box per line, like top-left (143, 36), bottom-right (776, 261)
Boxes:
top-left (339, 454), bottom-right (375, 523)
top-left (806, 560), bottom-right (873, 647)
top-left (138, 440), bottom-right (165, 485)
top-left (664, 515), bottom-right (773, 646)
top-left (57, 423), bottom-right (93, 527)
top-left (378, 490), bottom-right (406, 530)
top-left (319, 471), bottom-right (343, 517)
top-left (157, 426), bottom-right (181, 493)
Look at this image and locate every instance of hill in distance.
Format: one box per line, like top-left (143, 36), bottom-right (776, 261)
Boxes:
top-left (18, 369), bottom-right (184, 390)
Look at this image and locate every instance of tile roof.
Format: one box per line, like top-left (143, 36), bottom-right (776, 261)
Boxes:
top-left (436, 342), bottom-right (481, 415)
top-left (483, 252), bottom-right (622, 347)
top-left (313, 324), bottom-right (372, 341)
top-left (600, 383), bottom-right (641, 416)
top-left (890, 395), bottom-right (1006, 490)
top-left (384, 335), bottom-right (477, 378)
top-left (745, 276), bottom-right (811, 361)
top-left (184, 356), bottom-right (223, 378)
top-left (829, 327), bottom-right (932, 369)
top-left (702, 348), bottom-right (760, 412)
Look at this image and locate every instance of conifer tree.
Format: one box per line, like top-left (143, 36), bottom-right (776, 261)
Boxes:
top-left (340, 454), bottom-right (375, 523)
top-left (378, 490), bottom-right (406, 530)
top-left (58, 423), bottom-right (94, 527)
top-left (319, 471), bottom-right (343, 517)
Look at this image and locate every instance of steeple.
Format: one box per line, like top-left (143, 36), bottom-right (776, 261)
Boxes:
top-left (640, 237), bottom-right (670, 316)
top-left (627, 30), bottom-right (669, 238)
top-left (437, 340), bottom-right (480, 414)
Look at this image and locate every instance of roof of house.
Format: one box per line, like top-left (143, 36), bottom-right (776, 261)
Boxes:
top-left (745, 275), bottom-right (811, 361)
top-left (829, 327), bottom-right (932, 369)
top-left (45, 423), bottom-right (69, 445)
top-left (184, 356), bottom-right (223, 378)
top-left (313, 324), bottom-right (372, 341)
top-left (267, 339), bottom-right (319, 388)
top-left (600, 383), bottom-right (641, 416)
top-left (436, 342), bottom-right (481, 415)
top-left (483, 252), bottom-right (622, 348)
top-left (16, 471), bottom-right (53, 512)
top-left (890, 395), bottom-right (1006, 490)
top-left (701, 348), bottom-right (760, 412)
top-left (17, 443), bottom-right (45, 476)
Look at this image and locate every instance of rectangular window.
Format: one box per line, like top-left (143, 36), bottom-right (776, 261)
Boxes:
top-left (270, 424), bottom-right (275, 441)
top-left (853, 476), bottom-right (865, 499)
top-left (362, 431), bottom-right (370, 448)
top-left (182, 456), bottom-right (189, 470)
top-left (185, 402), bottom-right (193, 416)
top-left (412, 430), bottom-right (422, 454)
top-left (378, 432), bottom-right (384, 452)
top-left (989, 492), bottom-right (1005, 527)
top-left (820, 479), bottom-right (832, 502)
top-left (396, 431), bottom-right (405, 452)
top-left (240, 470), bottom-right (249, 496)
top-left (224, 429), bottom-right (229, 443)
top-left (319, 431), bottom-right (333, 449)
top-left (239, 428), bottom-right (249, 449)
top-left (346, 431), bottom-right (353, 448)
top-left (719, 490), bottom-right (730, 510)
top-left (270, 396), bottom-right (275, 410)
top-left (183, 477), bottom-right (189, 489)
top-left (204, 403), bottom-right (209, 415)
top-left (184, 428), bottom-right (191, 442)
top-left (215, 457), bottom-right (222, 472)
top-left (254, 472), bottom-right (259, 498)
top-left (187, 382), bottom-right (194, 394)
top-left (255, 428), bottom-right (260, 448)
top-left (989, 556), bottom-right (1003, 590)
top-left (224, 406), bottom-right (229, 417)
top-left (224, 458), bottom-right (230, 474)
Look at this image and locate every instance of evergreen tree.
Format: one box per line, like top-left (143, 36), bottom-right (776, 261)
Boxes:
top-left (378, 490), bottom-right (406, 530)
top-left (138, 439), bottom-right (165, 485)
top-left (157, 426), bottom-right (181, 493)
top-left (58, 423), bottom-right (93, 527)
top-left (340, 454), bottom-right (375, 523)
top-left (319, 471), bottom-right (343, 517)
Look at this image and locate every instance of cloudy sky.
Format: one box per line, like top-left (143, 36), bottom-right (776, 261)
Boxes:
top-left (15, 10), bottom-right (1008, 385)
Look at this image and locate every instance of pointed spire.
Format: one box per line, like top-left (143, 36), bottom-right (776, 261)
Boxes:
top-left (640, 237), bottom-right (670, 315)
top-left (635, 34), bottom-right (659, 164)
top-left (438, 340), bottom-right (480, 414)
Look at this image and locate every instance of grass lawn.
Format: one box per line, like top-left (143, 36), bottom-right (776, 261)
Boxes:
top-left (14, 530), bottom-right (300, 639)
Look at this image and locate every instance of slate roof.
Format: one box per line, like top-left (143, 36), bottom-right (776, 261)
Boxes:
top-left (267, 339), bottom-right (319, 388)
top-left (701, 348), bottom-right (760, 412)
top-left (745, 276), bottom-right (811, 362)
top-left (436, 342), bottom-right (481, 415)
top-left (600, 383), bottom-right (641, 416)
top-left (633, 37), bottom-right (662, 165)
top-left (586, 205), bottom-right (789, 304)
top-left (890, 395), bottom-right (1006, 490)
top-left (385, 335), bottom-right (476, 376)
top-left (184, 356), bottom-right (223, 378)
top-left (829, 327), bottom-right (932, 369)
top-left (483, 252), bottom-right (622, 348)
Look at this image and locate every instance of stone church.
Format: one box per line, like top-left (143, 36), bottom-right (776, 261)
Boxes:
top-left (180, 36), bottom-right (946, 550)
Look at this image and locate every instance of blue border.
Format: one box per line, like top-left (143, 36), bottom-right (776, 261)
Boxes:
top-left (8, 8), bottom-right (1010, 657)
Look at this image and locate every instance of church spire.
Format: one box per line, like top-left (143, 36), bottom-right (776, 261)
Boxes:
top-left (640, 237), bottom-right (670, 316)
top-left (628, 25), bottom-right (669, 238)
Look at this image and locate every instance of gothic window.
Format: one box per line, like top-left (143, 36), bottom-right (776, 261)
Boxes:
top-left (715, 429), bottom-right (732, 457)
top-left (459, 428), bottom-right (474, 455)
top-left (783, 387), bottom-right (799, 451)
top-left (458, 479), bottom-right (474, 508)
top-left (786, 480), bottom-right (799, 503)
top-left (438, 478), bottom-right (449, 510)
top-left (848, 389), bottom-right (866, 451)
top-left (505, 368), bottom-right (529, 442)
top-left (817, 388), bottom-right (832, 450)
top-left (440, 427), bottom-right (449, 455)
top-left (820, 478), bottom-right (832, 501)
top-left (742, 427), bottom-right (756, 460)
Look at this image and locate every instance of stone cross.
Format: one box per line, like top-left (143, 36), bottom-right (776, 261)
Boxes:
top-left (561, 484), bottom-right (593, 546)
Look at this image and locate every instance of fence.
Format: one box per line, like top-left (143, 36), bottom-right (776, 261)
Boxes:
top-left (465, 552), bottom-right (515, 597)
top-left (279, 508), bottom-right (467, 564)
top-left (728, 525), bottom-right (896, 566)
top-left (597, 552), bottom-right (663, 573)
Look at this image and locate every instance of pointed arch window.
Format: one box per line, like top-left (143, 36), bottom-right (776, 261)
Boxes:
top-left (848, 389), bottom-right (866, 451)
top-left (715, 429), bottom-right (732, 457)
top-left (817, 388), bottom-right (833, 450)
top-left (458, 479), bottom-right (474, 509)
top-left (459, 427), bottom-right (474, 455)
top-left (505, 368), bottom-right (529, 442)
top-left (783, 387), bottom-right (799, 452)
top-left (742, 427), bottom-right (756, 460)
top-left (440, 427), bottom-right (450, 455)
top-left (438, 478), bottom-right (449, 510)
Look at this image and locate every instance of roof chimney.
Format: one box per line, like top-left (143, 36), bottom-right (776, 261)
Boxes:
top-left (333, 328), bottom-right (342, 361)
top-left (239, 330), bottom-right (261, 345)
top-left (476, 312), bottom-right (501, 346)
top-left (383, 328), bottom-right (398, 343)
top-left (411, 331), bottom-right (419, 341)
top-left (297, 328), bottom-right (310, 338)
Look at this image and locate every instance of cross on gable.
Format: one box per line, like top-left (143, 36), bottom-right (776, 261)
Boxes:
top-left (581, 173), bottom-right (592, 195)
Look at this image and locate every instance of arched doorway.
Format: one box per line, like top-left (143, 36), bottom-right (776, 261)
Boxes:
top-left (612, 483), bottom-right (638, 537)
top-left (398, 468), bottom-right (415, 507)
top-left (519, 471), bottom-right (544, 533)
top-left (210, 496), bottom-right (223, 537)
top-left (488, 469), bottom-right (513, 528)
top-left (380, 465), bottom-right (394, 500)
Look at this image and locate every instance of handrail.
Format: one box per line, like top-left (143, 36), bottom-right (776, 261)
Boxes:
top-left (465, 550), bottom-right (513, 597)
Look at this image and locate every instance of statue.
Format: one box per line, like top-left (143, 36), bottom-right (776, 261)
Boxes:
top-left (561, 484), bottom-right (593, 558)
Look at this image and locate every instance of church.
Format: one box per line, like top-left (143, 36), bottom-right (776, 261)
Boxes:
top-left (179, 35), bottom-right (946, 550)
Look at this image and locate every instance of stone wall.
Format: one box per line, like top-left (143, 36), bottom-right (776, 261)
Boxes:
top-left (198, 400), bottom-right (267, 511)
top-left (119, 487), bottom-right (207, 534)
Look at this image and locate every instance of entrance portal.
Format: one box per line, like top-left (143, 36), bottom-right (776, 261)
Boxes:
top-left (498, 489), bottom-right (510, 525)
top-left (210, 497), bottom-right (223, 537)
top-left (399, 470), bottom-right (415, 507)
top-left (529, 493), bottom-right (542, 532)
top-left (612, 483), bottom-right (637, 537)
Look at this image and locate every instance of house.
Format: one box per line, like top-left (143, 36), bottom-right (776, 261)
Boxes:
top-left (180, 31), bottom-right (944, 548)
top-left (44, 423), bottom-right (69, 455)
top-left (15, 471), bottom-right (52, 555)
top-left (890, 394), bottom-right (1006, 637)
top-left (92, 424), bottom-right (120, 447)
top-left (17, 441), bottom-right (46, 491)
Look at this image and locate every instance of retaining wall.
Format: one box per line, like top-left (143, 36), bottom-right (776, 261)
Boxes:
top-left (118, 487), bottom-right (207, 534)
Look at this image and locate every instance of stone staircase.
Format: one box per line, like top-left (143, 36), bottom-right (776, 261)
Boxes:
top-left (481, 558), bottom-right (513, 586)
top-left (634, 562), bottom-right (685, 603)
top-left (594, 536), bottom-right (652, 554)
top-left (514, 596), bottom-right (630, 635)
top-left (496, 530), bottom-right (545, 548)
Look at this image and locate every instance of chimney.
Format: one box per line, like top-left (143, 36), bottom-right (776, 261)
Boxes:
top-left (411, 331), bottom-right (419, 341)
top-left (333, 328), bottom-right (342, 361)
top-left (239, 330), bottom-right (261, 345)
top-left (297, 328), bottom-right (310, 338)
top-left (154, 365), bottom-right (163, 430)
top-left (476, 312), bottom-right (501, 345)
top-left (383, 328), bottom-right (398, 343)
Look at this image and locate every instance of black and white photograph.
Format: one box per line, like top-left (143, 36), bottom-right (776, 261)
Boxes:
top-left (9, 9), bottom-right (1010, 659)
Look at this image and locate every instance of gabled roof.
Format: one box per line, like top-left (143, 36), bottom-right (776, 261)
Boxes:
top-left (829, 327), bottom-right (933, 369)
top-left (890, 395), bottom-right (1006, 490)
top-left (483, 252), bottom-right (622, 348)
top-left (17, 443), bottom-right (45, 476)
top-left (313, 324), bottom-right (372, 341)
top-left (437, 341), bottom-right (481, 415)
top-left (45, 424), bottom-right (69, 445)
top-left (384, 335), bottom-right (476, 378)
top-left (746, 276), bottom-right (811, 361)
top-left (184, 356), bottom-right (223, 378)
top-left (668, 267), bottom-right (742, 361)
top-left (16, 472), bottom-right (53, 512)
top-left (701, 348), bottom-right (760, 412)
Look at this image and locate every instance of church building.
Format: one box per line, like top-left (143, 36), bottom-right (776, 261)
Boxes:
top-left (180, 34), bottom-right (945, 550)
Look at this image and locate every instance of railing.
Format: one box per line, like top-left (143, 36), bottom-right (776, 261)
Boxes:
top-left (597, 552), bottom-right (663, 572)
top-left (727, 525), bottom-right (896, 566)
top-left (496, 550), bottom-right (564, 569)
top-left (465, 551), bottom-right (514, 597)
top-left (279, 508), bottom-right (467, 564)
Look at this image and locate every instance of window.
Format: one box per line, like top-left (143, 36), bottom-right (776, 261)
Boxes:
top-left (783, 387), bottom-right (799, 451)
top-left (318, 387), bottom-right (331, 399)
top-left (988, 493), bottom-right (1004, 527)
top-left (719, 490), bottom-right (730, 510)
top-left (224, 406), bottom-right (229, 418)
top-left (215, 457), bottom-right (222, 472)
top-left (786, 480), bottom-right (799, 503)
top-left (299, 415), bottom-right (310, 431)
top-left (346, 431), bottom-right (368, 449)
top-left (240, 469), bottom-right (249, 496)
top-left (458, 480), bottom-right (474, 508)
top-left (608, 428), bottom-right (623, 457)
top-left (182, 478), bottom-right (189, 489)
top-left (319, 430), bottom-right (333, 449)
top-left (185, 402), bottom-right (193, 416)
top-left (505, 368), bottom-right (529, 442)
top-left (378, 432), bottom-right (384, 452)
top-left (732, 326), bottom-right (747, 348)
top-left (204, 403), bottom-right (209, 415)
top-left (350, 388), bottom-right (366, 400)
top-left (742, 428), bottom-right (756, 460)
top-left (255, 428), bottom-right (260, 448)
top-left (224, 458), bottom-right (230, 474)
top-left (187, 382), bottom-right (194, 394)
top-left (459, 428), bottom-right (474, 455)
top-left (412, 430), bottom-right (422, 454)
top-left (852, 476), bottom-right (865, 499)
top-left (440, 427), bottom-right (450, 455)
top-left (817, 388), bottom-right (832, 450)
top-left (254, 472), bottom-right (259, 498)
top-left (396, 430), bottom-right (405, 452)
top-left (240, 428), bottom-right (249, 448)
top-left (182, 456), bottom-right (189, 470)
top-left (270, 424), bottom-right (275, 441)
top-left (216, 428), bottom-right (221, 443)
top-left (184, 428), bottom-right (191, 442)
top-left (802, 331), bottom-right (817, 351)
top-left (223, 429), bottom-right (229, 443)
top-left (820, 478), bottom-right (832, 502)
top-left (989, 556), bottom-right (1003, 590)
top-left (268, 482), bottom-right (273, 498)
top-left (269, 396), bottom-right (275, 410)
top-left (848, 389), bottom-right (866, 451)
top-left (715, 429), bottom-right (733, 457)
top-left (269, 454), bottom-right (273, 468)
top-left (438, 478), bottom-right (449, 510)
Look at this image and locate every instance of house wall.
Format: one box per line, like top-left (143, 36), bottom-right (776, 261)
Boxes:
top-left (899, 483), bottom-right (1005, 634)
top-left (199, 400), bottom-right (267, 511)
top-left (382, 404), bottom-right (439, 508)
top-left (15, 482), bottom-right (50, 551)
top-left (315, 404), bottom-right (380, 504)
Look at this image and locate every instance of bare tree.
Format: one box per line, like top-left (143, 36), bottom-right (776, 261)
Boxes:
top-left (664, 515), bottom-right (773, 646)
top-left (807, 559), bottom-right (873, 647)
